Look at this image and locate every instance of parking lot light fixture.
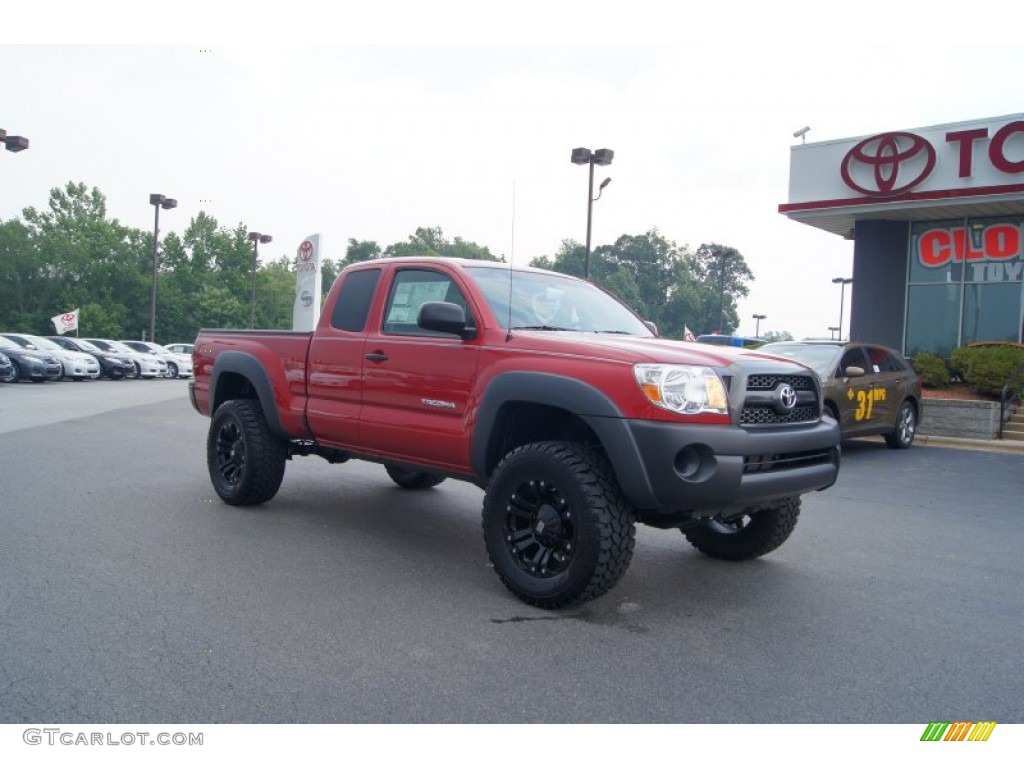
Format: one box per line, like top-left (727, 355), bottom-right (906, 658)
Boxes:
top-left (148, 194), bottom-right (177, 343)
top-left (248, 231), bottom-right (273, 328)
top-left (828, 326), bottom-right (840, 340)
top-left (752, 314), bottom-right (766, 337)
top-left (571, 147), bottom-right (614, 280)
top-left (832, 277), bottom-right (853, 341)
top-left (1, 128), bottom-right (30, 153)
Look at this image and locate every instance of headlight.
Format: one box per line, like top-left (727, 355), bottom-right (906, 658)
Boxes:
top-left (634, 364), bottom-right (729, 415)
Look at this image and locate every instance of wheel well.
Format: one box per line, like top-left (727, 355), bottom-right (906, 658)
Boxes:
top-left (485, 403), bottom-right (600, 477)
top-left (212, 372), bottom-right (258, 413)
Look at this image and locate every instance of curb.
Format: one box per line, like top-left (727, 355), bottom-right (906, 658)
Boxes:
top-left (914, 433), bottom-right (1024, 454)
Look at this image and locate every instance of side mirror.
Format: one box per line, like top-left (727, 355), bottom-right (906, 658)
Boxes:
top-left (843, 365), bottom-right (865, 378)
top-left (418, 301), bottom-right (476, 340)
top-left (643, 321), bottom-right (659, 337)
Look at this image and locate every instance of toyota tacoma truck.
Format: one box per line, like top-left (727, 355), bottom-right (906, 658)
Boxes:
top-left (191, 257), bottom-right (840, 609)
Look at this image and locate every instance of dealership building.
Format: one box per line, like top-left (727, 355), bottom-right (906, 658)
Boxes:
top-left (780, 113), bottom-right (1024, 357)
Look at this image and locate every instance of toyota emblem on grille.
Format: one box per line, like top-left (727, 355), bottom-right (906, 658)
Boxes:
top-left (775, 383), bottom-right (797, 413)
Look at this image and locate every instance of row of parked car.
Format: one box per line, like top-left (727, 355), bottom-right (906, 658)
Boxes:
top-left (0, 333), bottom-right (195, 383)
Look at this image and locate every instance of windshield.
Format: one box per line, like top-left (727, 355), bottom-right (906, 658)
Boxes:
top-left (0, 337), bottom-right (20, 350)
top-left (465, 267), bottom-right (653, 336)
top-left (22, 335), bottom-right (62, 351)
top-left (86, 339), bottom-right (118, 352)
top-left (108, 341), bottom-right (137, 354)
top-left (2, 334), bottom-right (36, 349)
top-left (74, 339), bottom-right (101, 352)
top-left (759, 344), bottom-right (841, 377)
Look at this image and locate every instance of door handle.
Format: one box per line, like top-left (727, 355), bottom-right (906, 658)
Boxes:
top-left (365, 352), bottom-right (388, 362)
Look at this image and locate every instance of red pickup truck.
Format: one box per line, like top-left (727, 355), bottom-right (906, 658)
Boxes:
top-left (191, 257), bottom-right (840, 608)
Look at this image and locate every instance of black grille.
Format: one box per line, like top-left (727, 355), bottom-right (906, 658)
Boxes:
top-left (741, 404), bottom-right (817, 425)
top-left (747, 374), bottom-right (815, 391)
top-left (739, 372), bottom-right (820, 426)
top-left (743, 448), bottom-right (834, 475)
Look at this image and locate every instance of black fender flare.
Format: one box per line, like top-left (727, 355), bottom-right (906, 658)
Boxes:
top-left (210, 351), bottom-right (286, 438)
top-left (472, 371), bottom-right (660, 509)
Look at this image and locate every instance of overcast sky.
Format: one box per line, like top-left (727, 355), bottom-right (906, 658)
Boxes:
top-left (3, 4), bottom-right (1023, 340)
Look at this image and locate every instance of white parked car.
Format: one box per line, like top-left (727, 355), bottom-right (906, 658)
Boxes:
top-left (163, 342), bottom-right (194, 356)
top-left (121, 340), bottom-right (193, 378)
top-left (83, 338), bottom-right (166, 379)
top-left (0, 333), bottom-right (100, 380)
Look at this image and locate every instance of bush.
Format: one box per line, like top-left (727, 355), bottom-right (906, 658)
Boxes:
top-left (912, 352), bottom-right (952, 388)
top-left (952, 345), bottom-right (1024, 399)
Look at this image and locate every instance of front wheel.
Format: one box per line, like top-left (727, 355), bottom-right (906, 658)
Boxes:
top-left (385, 464), bottom-right (446, 490)
top-left (482, 441), bottom-right (635, 609)
top-left (207, 399), bottom-right (288, 506)
top-left (1, 361), bottom-right (17, 383)
top-left (884, 400), bottom-right (917, 449)
top-left (683, 496), bottom-right (801, 561)
top-left (166, 361), bottom-right (179, 378)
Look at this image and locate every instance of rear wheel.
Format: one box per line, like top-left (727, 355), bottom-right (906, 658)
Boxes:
top-left (482, 441), bottom-right (635, 609)
top-left (884, 400), bottom-right (916, 449)
top-left (207, 399), bottom-right (288, 506)
top-left (385, 464), bottom-right (446, 490)
top-left (684, 496), bottom-right (801, 561)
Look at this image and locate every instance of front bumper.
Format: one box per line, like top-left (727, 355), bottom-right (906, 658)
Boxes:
top-left (591, 416), bottom-right (840, 513)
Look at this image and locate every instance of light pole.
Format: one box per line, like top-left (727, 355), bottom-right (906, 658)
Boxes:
top-left (828, 326), bottom-right (840, 340)
top-left (570, 147), bottom-right (614, 280)
top-left (248, 231), bottom-right (273, 328)
top-left (752, 313), bottom-right (766, 337)
top-left (716, 250), bottom-right (733, 333)
top-left (148, 193), bottom-right (177, 343)
top-left (1, 128), bottom-right (30, 153)
top-left (832, 277), bottom-right (853, 340)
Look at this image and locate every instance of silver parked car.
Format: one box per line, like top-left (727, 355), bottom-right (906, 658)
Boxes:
top-left (1, 333), bottom-right (100, 380)
top-left (120, 340), bottom-right (193, 378)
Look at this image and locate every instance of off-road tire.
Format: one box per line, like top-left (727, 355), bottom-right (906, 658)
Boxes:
top-left (684, 496), bottom-right (801, 561)
top-left (207, 399), bottom-right (288, 506)
top-left (385, 464), bottom-right (446, 490)
top-left (884, 400), bottom-right (917, 449)
top-left (482, 441), bottom-right (635, 609)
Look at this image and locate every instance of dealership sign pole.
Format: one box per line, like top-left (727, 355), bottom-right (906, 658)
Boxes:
top-left (292, 235), bottom-right (323, 331)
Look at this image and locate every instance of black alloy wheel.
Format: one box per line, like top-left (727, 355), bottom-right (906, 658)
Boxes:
top-left (207, 399), bottom-right (288, 506)
top-left (482, 441), bottom-right (635, 609)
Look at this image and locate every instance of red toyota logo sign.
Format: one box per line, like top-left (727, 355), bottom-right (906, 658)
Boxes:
top-left (841, 131), bottom-right (936, 197)
top-left (61, 313), bottom-right (75, 328)
top-left (299, 240), bottom-right (314, 261)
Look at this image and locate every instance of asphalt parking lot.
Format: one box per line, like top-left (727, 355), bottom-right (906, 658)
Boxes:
top-left (1, 379), bottom-right (1022, 723)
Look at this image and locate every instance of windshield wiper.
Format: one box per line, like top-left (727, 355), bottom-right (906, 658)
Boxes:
top-left (593, 330), bottom-right (634, 335)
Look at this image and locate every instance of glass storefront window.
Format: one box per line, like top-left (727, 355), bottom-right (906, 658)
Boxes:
top-left (908, 219), bottom-right (968, 284)
top-left (962, 283), bottom-right (1024, 345)
top-left (905, 215), bottom-right (1023, 355)
top-left (905, 284), bottom-right (961, 357)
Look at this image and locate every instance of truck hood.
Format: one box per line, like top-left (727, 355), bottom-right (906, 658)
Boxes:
top-left (506, 331), bottom-right (802, 371)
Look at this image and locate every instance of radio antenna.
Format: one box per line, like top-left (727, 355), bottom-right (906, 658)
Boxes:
top-left (506, 178), bottom-right (515, 341)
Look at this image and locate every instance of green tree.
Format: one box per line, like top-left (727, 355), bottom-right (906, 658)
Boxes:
top-left (689, 243), bottom-right (755, 335)
top-left (384, 226), bottom-right (501, 261)
top-left (762, 330), bottom-right (794, 343)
